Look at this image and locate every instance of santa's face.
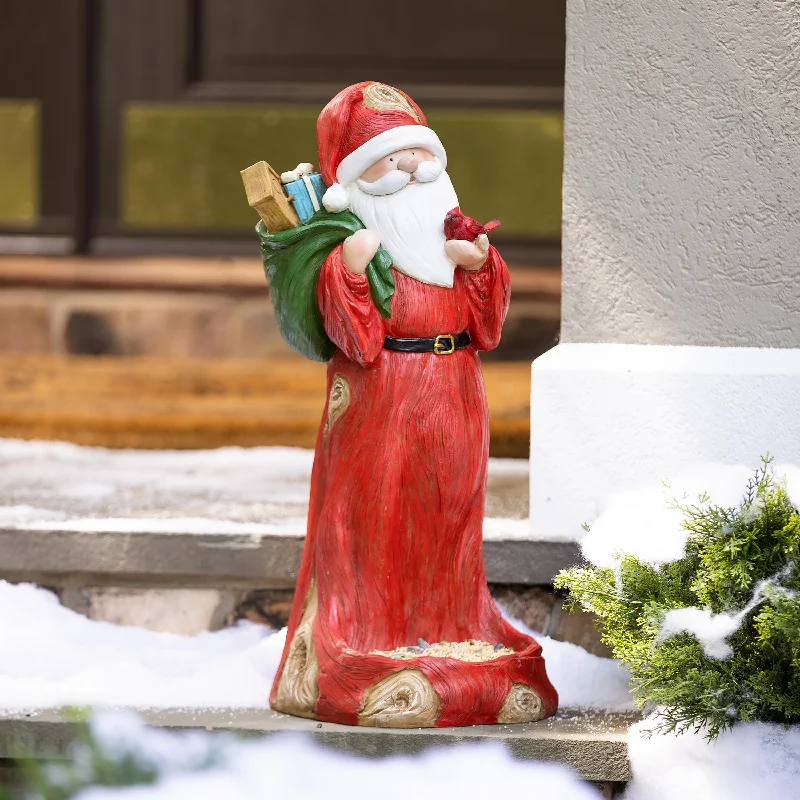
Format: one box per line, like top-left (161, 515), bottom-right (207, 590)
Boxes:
top-left (358, 147), bottom-right (434, 183)
top-left (347, 147), bottom-right (460, 288)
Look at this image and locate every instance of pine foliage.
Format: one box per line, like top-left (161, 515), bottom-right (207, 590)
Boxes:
top-left (555, 460), bottom-right (800, 738)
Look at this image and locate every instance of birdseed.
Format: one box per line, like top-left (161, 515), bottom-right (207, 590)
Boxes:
top-left (371, 639), bottom-right (514, 662)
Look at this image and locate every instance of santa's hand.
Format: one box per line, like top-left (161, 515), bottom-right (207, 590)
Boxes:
top-left (444, 234), bottom-right (490, 270)
top-left (342, 230), bottom-right (381, 275)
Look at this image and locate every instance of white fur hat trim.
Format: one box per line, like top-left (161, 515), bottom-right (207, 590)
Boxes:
top-left (321, 182), bottom-right (350, 213)
top-left (335, 125), bottom-right (446, 187)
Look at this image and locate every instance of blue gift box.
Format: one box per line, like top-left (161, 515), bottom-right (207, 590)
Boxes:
top-left (284, 173), bottom-right (328, 223)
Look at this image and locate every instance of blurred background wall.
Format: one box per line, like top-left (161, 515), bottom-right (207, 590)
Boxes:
top-left (0, 0), bottom-right (564, 362)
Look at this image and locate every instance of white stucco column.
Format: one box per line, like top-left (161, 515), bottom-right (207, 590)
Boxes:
top-left (530, 2), bottom-right (800, 540)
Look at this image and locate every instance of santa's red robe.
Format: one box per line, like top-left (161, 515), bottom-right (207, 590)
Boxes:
top-left (271, 244), bottom-right (557, 726)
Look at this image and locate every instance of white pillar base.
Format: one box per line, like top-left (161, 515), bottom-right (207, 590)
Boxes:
top-left (529, 343), bottom-right (800, 542)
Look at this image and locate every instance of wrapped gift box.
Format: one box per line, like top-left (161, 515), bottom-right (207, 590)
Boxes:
top-left (240, 161), bottom-right (300, 232)
top-left (283, 172), bottom-right (327, 223)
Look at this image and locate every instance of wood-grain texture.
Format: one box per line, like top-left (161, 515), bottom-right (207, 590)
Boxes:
top-left (269, 246), bottom-right (557, 726)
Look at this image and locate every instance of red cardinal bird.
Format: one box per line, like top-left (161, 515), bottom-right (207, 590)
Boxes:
top-left (443, 207), bottom-right (501, 242)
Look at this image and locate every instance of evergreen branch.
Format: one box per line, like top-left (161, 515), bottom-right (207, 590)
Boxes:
top-left (556, 459), bottom-right (800, 739)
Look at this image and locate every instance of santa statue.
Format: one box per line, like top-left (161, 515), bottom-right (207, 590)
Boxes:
top-left (259, 81), bottom-right (557, 727)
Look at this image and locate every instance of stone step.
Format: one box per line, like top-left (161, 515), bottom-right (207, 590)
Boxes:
top-left (0, 526), bottom-right (581, 589)
top-left (0, 438), bottom-right (599, 648)
top-left (0, 708), bottom-right (637, 784)
top-left (0, 440), bottom-right (581, 590)
top-left (0, 355), bottom-right (532, 457)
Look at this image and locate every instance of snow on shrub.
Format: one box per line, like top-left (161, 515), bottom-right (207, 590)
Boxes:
top-left (555, 459), bottom-right (800, 738)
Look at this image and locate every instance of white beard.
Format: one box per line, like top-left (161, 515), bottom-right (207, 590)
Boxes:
top-left (347, 170), bottom-right (460, 288)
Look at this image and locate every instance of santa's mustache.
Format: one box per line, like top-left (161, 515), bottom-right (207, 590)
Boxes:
top-left (355, 157), bottom-right (444, 196)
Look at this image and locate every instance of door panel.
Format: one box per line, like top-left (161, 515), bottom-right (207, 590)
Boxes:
top-left (199, 0), bottom-right (565, 89)
top-left (0, 0), bottom-right (563, 257)
top-left (95, 0), bottom-right (565, 259)
top-left (0, 0), bottom-right (87, 250)
top-left (121, 103), bottom-right (563, 239)
top-left (0, 100), bottom-right (39, 225)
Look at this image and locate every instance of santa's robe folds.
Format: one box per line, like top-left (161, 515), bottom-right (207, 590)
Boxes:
top-left (270, 245), bottom-right (558, 726)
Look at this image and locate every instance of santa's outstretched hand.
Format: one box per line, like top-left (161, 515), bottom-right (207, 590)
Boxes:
top-left (342, 229), bottom-right (381, 275)
top-left (444, 233), bottom-right (490, 271)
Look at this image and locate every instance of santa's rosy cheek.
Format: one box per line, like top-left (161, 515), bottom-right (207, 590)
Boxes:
top-left (359, 156), bottom-right (396, 183)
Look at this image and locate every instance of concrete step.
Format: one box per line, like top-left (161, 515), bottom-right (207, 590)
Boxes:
top-left (0, 440), bottom-right (581, 590)
top-left (0, 439), bottom-right (599, 648)
top-left (0, 526), bottom-right (581, 590)
top-left (0, 708), bottom-right (637, 784)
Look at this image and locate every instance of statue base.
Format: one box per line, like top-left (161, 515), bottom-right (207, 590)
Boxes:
top-left (270, 584), bottom-right (558, 728)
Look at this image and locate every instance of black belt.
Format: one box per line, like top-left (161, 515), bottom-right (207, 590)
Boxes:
top-left (383, 331), bottom-right (471, 355)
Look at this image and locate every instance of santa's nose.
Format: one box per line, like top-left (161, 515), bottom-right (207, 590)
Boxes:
top-left (397, 155), bottom-right (420, 173)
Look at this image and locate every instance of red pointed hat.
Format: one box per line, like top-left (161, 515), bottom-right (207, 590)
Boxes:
top-left (317, 81), bottom-right (447, 212)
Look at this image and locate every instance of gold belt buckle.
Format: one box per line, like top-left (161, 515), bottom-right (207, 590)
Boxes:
top-left (433, 334), bottom-right (456, 355)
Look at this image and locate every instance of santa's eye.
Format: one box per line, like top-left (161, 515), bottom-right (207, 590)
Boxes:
top-left (389, 158), bottom-right (394, 162)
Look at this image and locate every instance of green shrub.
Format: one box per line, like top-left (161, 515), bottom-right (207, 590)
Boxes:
top-left (555, 460), bottom-right (800, 738)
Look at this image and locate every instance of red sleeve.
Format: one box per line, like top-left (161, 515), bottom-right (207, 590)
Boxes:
top-left (457, 246), bottom-right (511, 351)
top-left (316, 244), bottom-right (385, 367)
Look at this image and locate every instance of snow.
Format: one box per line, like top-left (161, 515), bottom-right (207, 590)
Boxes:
top-left (625, 714), bottom-right (800, 800)
top-left (72, 712), bottom-right (602, 800)
top-left (579, 463), bottom-right (797, 569)
top-left (3, 513), bottom-right (530, 540)
top-left (540, 634), bottom-right (633, 711)
top-left (19, 516), bottom-right (308, 536)
top-left (481, 457), bottom-right (531, 476)
top-left (658, 569), bottom-right (796, 661)
top-left (88, 711), bottom-right (231, 775)
top-left (504, 611), bottom-right (634, 712)
top-left (6, 440), bottom-right (800, 794)
top-left (0, 440), bottom-right (314, 528)
top-left (482, 517), bottom-right (533, 540)
top-left (2, 584), bottom-right (794, 799)
top-left (0, 504), bottom-right (67, 524)
top-left (658, 607), bottom-right (741, 660)
top-left (0, 438), bottom-right (535, 541)
top-left (0, 581), bottom-right (285, 710)
top-left (0, 580), bottom-right (631, 713)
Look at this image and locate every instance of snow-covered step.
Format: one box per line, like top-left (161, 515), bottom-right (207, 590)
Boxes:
top-left (0, 581), bottom-right (634, 792)
top-left (0, 440), bottom-right (582, 589)
top-left (0, 708), bottom-right (637, 785)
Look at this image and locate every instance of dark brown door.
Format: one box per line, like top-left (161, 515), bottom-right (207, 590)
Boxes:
top-left (91, 0), bottom-right (565, 260)
top-left (0, 0), bottom-right (90, 253)
top-left (0, 0), bottom-right (565, 258)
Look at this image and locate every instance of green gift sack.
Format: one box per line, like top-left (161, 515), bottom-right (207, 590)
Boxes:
top-left (257, 211), bottom-right (394, 362)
